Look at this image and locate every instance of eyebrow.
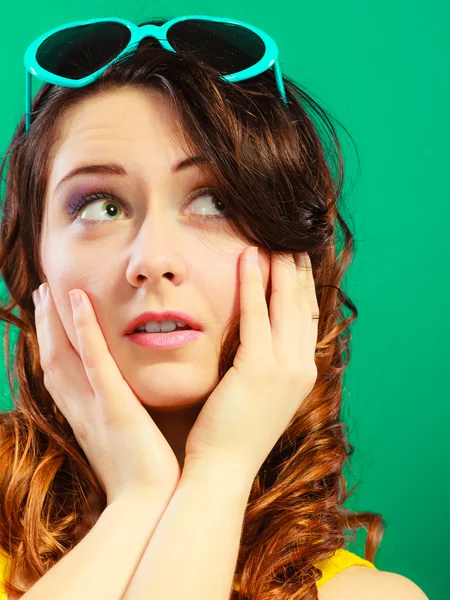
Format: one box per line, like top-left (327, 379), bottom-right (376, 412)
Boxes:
top-left (53, 155), bottom-right (208, 198)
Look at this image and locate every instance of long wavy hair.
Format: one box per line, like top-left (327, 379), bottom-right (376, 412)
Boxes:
top-left (0, 18), bottom-right (385, 599)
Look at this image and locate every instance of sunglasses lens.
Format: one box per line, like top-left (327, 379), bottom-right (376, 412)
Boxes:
top-left (167, 20), bottom-right (265, 74)
top-left (36, 21), bottom-right (131, 80)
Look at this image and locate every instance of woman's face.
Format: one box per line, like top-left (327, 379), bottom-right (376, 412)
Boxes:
top-left (40, 87), bottom-right (271, 411)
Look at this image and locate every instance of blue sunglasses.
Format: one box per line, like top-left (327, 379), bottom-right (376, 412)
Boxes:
top-left (23, 15), bottom-right (288, 138)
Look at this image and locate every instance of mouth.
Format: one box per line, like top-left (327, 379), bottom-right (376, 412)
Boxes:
top-left (129, 324), bottom-right (194, 335)
top-left (124, 312), bottom-right (204, 336)
top-left (127, 327), bottom-right (202, 349)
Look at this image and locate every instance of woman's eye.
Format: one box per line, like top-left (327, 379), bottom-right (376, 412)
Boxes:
top-left (67, 187), bottom-right (228, 227)
top-left (184, 190), bottom-right (227, 218)
top-left (76, 198), bottom-right (126, 223)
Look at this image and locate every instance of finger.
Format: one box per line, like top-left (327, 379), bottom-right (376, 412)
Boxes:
top-left (238, 246), bottom-right (272, 357)
top-left (302, 253), bottom-right (320, 354)
top-left (270, 252), bottom-right (303, 361)
top-left (34, 284), bottom-right (94, 422)
top-left (69, 289), bottom-right (130, 409)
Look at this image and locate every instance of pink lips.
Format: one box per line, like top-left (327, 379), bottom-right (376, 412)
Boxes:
top-left (127, 329), bottom-right (202, 349)
top-left (124, 310), bottom-right (203, 336)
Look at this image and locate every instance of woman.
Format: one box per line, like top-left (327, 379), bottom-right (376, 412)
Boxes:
top-left (0, 15), bottom-right (428, 600)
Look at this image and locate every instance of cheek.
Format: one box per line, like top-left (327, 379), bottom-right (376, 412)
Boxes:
top-left (43, 267), bottom-right (93, 345)
top-left (212, 251), bottom-right (271, 326)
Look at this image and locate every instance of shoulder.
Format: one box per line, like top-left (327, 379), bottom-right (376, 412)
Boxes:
top-left (318, 566), bottom-right (429, 600)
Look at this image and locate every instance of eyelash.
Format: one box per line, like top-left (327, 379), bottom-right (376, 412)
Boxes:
top-left (66, 186), bottom-right (228, 228)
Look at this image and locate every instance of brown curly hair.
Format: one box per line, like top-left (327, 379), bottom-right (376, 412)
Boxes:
top-left (0, 17), bottom-right (385, 599)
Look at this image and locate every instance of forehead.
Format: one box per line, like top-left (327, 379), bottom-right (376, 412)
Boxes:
top-left (58, 86), bottom-right (183, 140)
top-left (55, 87), bottom-right (188, 152)
top-left (47, 87), bottom-right (195, 190)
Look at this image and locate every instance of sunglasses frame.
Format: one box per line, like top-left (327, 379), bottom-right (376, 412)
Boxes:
top-left (24, 15), bottom-right (288, 137)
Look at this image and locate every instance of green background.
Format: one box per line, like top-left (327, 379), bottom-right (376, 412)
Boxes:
top-left (1, 1), bottom-right (448, 598)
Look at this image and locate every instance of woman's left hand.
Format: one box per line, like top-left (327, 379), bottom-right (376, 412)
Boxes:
top-left (184, 246), bottom-right (320, 484)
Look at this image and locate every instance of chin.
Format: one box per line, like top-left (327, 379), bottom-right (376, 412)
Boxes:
top-left (143, 398), bottom-right (207, 413)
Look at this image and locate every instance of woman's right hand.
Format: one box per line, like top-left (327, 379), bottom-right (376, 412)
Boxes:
top-left (32, 283), bottom-right (182, 507)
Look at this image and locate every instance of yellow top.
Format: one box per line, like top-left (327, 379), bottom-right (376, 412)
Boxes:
top-left (0, 552), bottom-right (10, 600)
top-left (0, 547), bottom-right (376, 598)
top-left (232, 547), bottom-right (376, 591)
top-left (311, 547), bottom-right (377, 588)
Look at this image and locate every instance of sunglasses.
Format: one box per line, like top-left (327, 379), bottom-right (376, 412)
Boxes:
top-left (23, 15), bottom-right (288, 138)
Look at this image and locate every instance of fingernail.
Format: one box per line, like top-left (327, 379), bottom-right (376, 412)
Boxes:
top-left (40, 282), bottom-right (48, 300)
top-left (249, 246), bottom-right (259, 263)
top-left (32, 289), bottom-right (39, 307)
top-left (69, 291), bottom-right (81, 311)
